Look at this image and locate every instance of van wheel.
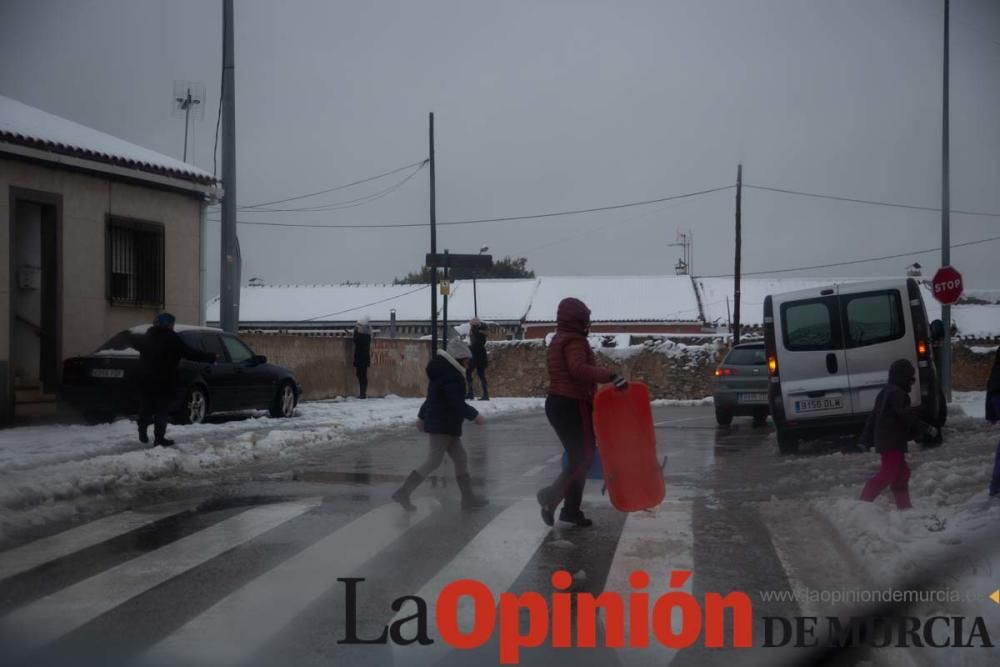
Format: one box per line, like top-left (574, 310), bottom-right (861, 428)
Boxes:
top-left (777, 428), bottom-right (799, 455)
top-left (715, 407), bottom-right (733, 427)
top-left (936, 388), bottom-right (948, 427)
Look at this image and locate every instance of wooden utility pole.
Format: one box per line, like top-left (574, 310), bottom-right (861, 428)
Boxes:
top-left (732, 164), bottom-right (743, 345)
top-left (429, 113), bottom-right (439, 351)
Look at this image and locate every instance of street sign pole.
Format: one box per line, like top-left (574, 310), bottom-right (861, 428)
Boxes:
top-left (940, 0), bottom-right (952, 401)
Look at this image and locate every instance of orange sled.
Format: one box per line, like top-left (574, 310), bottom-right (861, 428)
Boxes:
top-left (593, 382), bottom-right (665, 512)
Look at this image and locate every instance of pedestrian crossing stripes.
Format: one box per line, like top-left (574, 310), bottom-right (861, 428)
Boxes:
top-left (0, 498), bottom-right (321, 663)
top-left (0, 491), bottom-right (707, 665)
top-left (144, 498), bottom-right (440, 665)
top-left (0, 503), bottom-right (193, 582)
top-left (388, 497), bottom-right (553, 667)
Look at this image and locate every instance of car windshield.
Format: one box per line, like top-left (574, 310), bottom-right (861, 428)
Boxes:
top-left (725, 347), bottom-right (766, 365)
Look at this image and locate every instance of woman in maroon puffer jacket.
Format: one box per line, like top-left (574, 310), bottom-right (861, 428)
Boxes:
top-left (537, 297), bottom-right (626, 527)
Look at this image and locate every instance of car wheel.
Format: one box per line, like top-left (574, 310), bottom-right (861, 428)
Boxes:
top-left (82, 406), bottom-right (116, 425)
top-left (269, 381), bottom-right (296, 418)
top-left (181, 386), bottom-right (209, 425)
top-left (715, 407), bottom-right (733, 427)
top-left (777, 427), bottom-right (799, 455)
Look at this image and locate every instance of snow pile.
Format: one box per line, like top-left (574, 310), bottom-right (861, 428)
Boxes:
top-left (805, 393), bottom-right (1000, 624)
top-left (0, 397), bottom-right (543, 543)
top-left (651, 397), bottom-right (714, 407)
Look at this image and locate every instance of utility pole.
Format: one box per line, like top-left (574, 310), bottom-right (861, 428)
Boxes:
top-left (732, 164), bottom-right (743, 346)
top-left (220, 0), bottom-right (239, 333)
top-left (940, 0), bottom-right (952, 401)
top-left (429, 112), bottom-right (439, 350)
top-left (442, 250), bottom-right (450, 343)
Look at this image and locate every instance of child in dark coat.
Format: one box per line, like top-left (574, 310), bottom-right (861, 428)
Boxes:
top-left (392, 339), bottom-right (488, 511)
top-left (859, 358), bottom-right (933, 510)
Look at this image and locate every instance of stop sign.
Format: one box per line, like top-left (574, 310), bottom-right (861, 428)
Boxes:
top-left (931, 265), bottom-right (964, 305)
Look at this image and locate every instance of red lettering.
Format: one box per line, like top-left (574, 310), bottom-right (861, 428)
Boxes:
top-left (437, 580), bottom-right (495, 649)
top-left (498, 592), bottom-right (549, 664)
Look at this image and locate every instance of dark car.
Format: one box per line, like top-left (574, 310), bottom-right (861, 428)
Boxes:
top-left (712, 341), bottom-right (770, 426)
top-left (61, 325), bottom-right (301, 425)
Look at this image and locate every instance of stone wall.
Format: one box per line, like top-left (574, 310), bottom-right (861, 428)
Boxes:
top-left (241, 334), bottom-right (432, 400)
top-left (484, 339), bottom-right (723, 400)
top-left (952, 344), bottom-right (996, 392)
top-left (237, 333), bottom-right (995, 401)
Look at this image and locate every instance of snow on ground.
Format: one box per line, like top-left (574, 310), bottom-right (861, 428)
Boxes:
top-left (0, 397), bottom-right (543, 543)
top-left (651, 397), bottom-right (714, 407)
top-left (770, 392), bottom-right (1000, 637)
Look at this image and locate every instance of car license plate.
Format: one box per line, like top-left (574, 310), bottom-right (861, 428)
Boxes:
top-left (738, 392), bottom-right (768, 403)
top-left (795, 397), bottom-right (842, 413)
top-left (90, 368), bottom-right (124, 379)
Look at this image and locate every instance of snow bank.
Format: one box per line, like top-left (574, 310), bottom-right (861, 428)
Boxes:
top-left (804, 404), bottom-right (1000, 640)
top-left (0, 397), bottom-right (543, 543)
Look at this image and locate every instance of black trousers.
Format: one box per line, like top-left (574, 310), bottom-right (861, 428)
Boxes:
top-left (540, 394), bottom-right (595, 516)
top-left (138, 385), bottom-right (173, 441)
top-left (355, 366), bottom-right (368, 398)
top-left (465, 364), bottom-right (489, 398)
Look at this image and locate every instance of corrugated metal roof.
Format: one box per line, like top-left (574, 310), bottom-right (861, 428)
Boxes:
top-left (0, 94), bottom-right (217, 186)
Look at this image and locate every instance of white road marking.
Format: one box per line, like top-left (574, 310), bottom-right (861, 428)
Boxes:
top-left (389, 497), bottom-right (552, 667)
top-left (0, 498), bottom-right (322, 663)
top-left (601, 501), bottom-right (695, 667)
top-left (0, 504), bottom-right (193, 582)
top-left (546, 453), bottom-right (563, 463)
top-left (144, 499), bottom-right (439, 665)
top-left (522, 464), bottom-right (547, 477)
top-left (654, 415), bottom-right (712, 426)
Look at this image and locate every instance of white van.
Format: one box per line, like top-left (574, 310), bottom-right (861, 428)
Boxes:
top-left (763, 278), bottom-right (945, 454)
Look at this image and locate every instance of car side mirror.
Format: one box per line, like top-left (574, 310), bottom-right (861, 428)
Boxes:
top-left (252, 354), bottom-right (267, 365)
top-left (929, 320), bottom-right (945, 342)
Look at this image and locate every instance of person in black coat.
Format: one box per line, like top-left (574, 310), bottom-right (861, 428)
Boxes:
top-left (465, 318), bottom-right (490, 400)
top-left (986, 347), bottom-right (1000, 496)
top-left (130, 312), bottom-right (216, 446)
top-left (353, 315), bottom-right (372, 399)
top-left (859, 359), bottom-right (934, 509)
top-left (392, 338), bottom-right (488, 511)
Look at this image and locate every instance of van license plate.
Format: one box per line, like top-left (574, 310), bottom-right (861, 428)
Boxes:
top-left (90, 368), bottom-right (124, 379)
top-left (795, 398), bottom-right (842, 413)
top-left (738, 393), bottom-right (768, 403)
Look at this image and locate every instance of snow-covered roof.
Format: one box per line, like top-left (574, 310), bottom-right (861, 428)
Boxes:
top-left (524, 275), bottom-right (701, 323)
top-left (0, 94), bottom-right (217, 186)
top-left (694, 277), bottom-right (945, 327)
top-left (445, 279), bottom-right (539, 323)
top-left (206, 284), bottom-right (435, 324)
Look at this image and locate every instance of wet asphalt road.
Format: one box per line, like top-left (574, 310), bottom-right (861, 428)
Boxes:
top-left (0, 405), bottom-right (869, 667)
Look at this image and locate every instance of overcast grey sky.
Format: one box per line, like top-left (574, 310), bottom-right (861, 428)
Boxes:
top-left (2, 0), bottom-right (998, 297)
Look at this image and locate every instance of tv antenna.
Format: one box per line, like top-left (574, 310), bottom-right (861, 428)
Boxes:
top-left (668, 230), bottom-right (693, 275)
top-left (172, 80), bottom-right (205, 162)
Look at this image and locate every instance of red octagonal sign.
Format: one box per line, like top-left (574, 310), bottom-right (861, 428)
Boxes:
top-left (932, 265), bottom-right (964, 305)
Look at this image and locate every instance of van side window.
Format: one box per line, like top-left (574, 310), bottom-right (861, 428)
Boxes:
top-left (782, 298), bottom-right (837, 351)
top-left (843, 290), bottom-right (904, 348)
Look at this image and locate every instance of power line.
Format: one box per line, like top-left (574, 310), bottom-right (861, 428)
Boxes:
top-left (303, 285), bottom-right (429, 322)
top-left (205, 184), bottom-right (736, 229)
top-left (744, 184), bottom-right (1000, 218)
top-left (240, 162), bottom-right (426, 212)
top-left (235, 160), bottom-right (428, 210)
top-left (212, 14), bottom-right (225, 178)
top-left (699, 234), bottom-right (1000, 278)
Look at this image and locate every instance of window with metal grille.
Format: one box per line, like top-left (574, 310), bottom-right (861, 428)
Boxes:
top-left (106, 217), bottom-right (164, 307)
